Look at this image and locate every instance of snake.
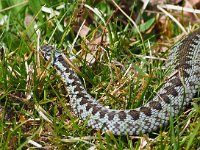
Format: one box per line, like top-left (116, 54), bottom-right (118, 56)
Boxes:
top-left (40, 29), bottom-right (200, 135)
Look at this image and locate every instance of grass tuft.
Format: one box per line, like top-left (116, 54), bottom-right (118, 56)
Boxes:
top-left (0, 0), bottom-right (199, 149)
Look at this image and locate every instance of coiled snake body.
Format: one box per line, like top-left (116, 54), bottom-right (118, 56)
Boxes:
top-left (41, 29), bottom-right (200, 135)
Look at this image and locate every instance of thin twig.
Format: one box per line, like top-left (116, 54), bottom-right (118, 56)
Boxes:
top-left (157, 5), bottom-right (187, 34)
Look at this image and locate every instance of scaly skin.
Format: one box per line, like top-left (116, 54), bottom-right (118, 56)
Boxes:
top-left (41, 29), bottom-right (200, 135)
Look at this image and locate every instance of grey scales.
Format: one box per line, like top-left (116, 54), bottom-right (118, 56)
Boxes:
top-left (41, 29), bottom-right (200, 135)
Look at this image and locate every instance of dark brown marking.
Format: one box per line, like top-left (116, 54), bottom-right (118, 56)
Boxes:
top-left (108, 111), bottom-right (116, 120)
top-left (118, 111), bottom-right (127, 121)
top-left (164, 85), bottom-right (178, 97)
top-left (68, 73), bottom-right (75, 79)
top-left (99, 109), bottom-right (109, 118)
top-left (79, 98), bottom-right (88, 105)
top-left (159, 94), bottom-right (170, 104)
top-left (79, 109), bottom-right (83, 114)
top-left (76, 92), bottom-right (87, 99)
top-left (144, 120), bottom-right (151, 127)
top-left (176, 30), bottom-right (200, 70)
top-left (149, 101), bottom-right (162, 110)
top-left (74, 85), bottom-right (84, 92)
top-left (182, 70), bottom-right (190, 77)
top-left (71, 81), bottom-right (76, 86)
top-left (169, 77), bottom-right (182, 87)
top-left (86, 103), bottom-right (97, 111)
top-left (175, 63), bottom-right (192, 70)
top-left (57, 55), bottom-right (63, 62)
top-left (92, 106), bottom-right (102, 115)
top-left (71, 80), bottom-right (83, 88)
top-left (128, 110), bottom-right (140, 120)
top-left (54, 64), bottom-right (62, 73)
top-left (76, 82), bottom-right (83, 88)
top-left (140, 107), bottom-right (152, 116)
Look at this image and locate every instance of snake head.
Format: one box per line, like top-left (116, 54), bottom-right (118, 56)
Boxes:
top-left (40, 45), bottom-right (55, 61)
top-left (40, 45), bottom-right (64, 66)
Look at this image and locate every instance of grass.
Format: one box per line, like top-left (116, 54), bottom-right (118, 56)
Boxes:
top-left (0, 0), bottom-right (200, 149)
